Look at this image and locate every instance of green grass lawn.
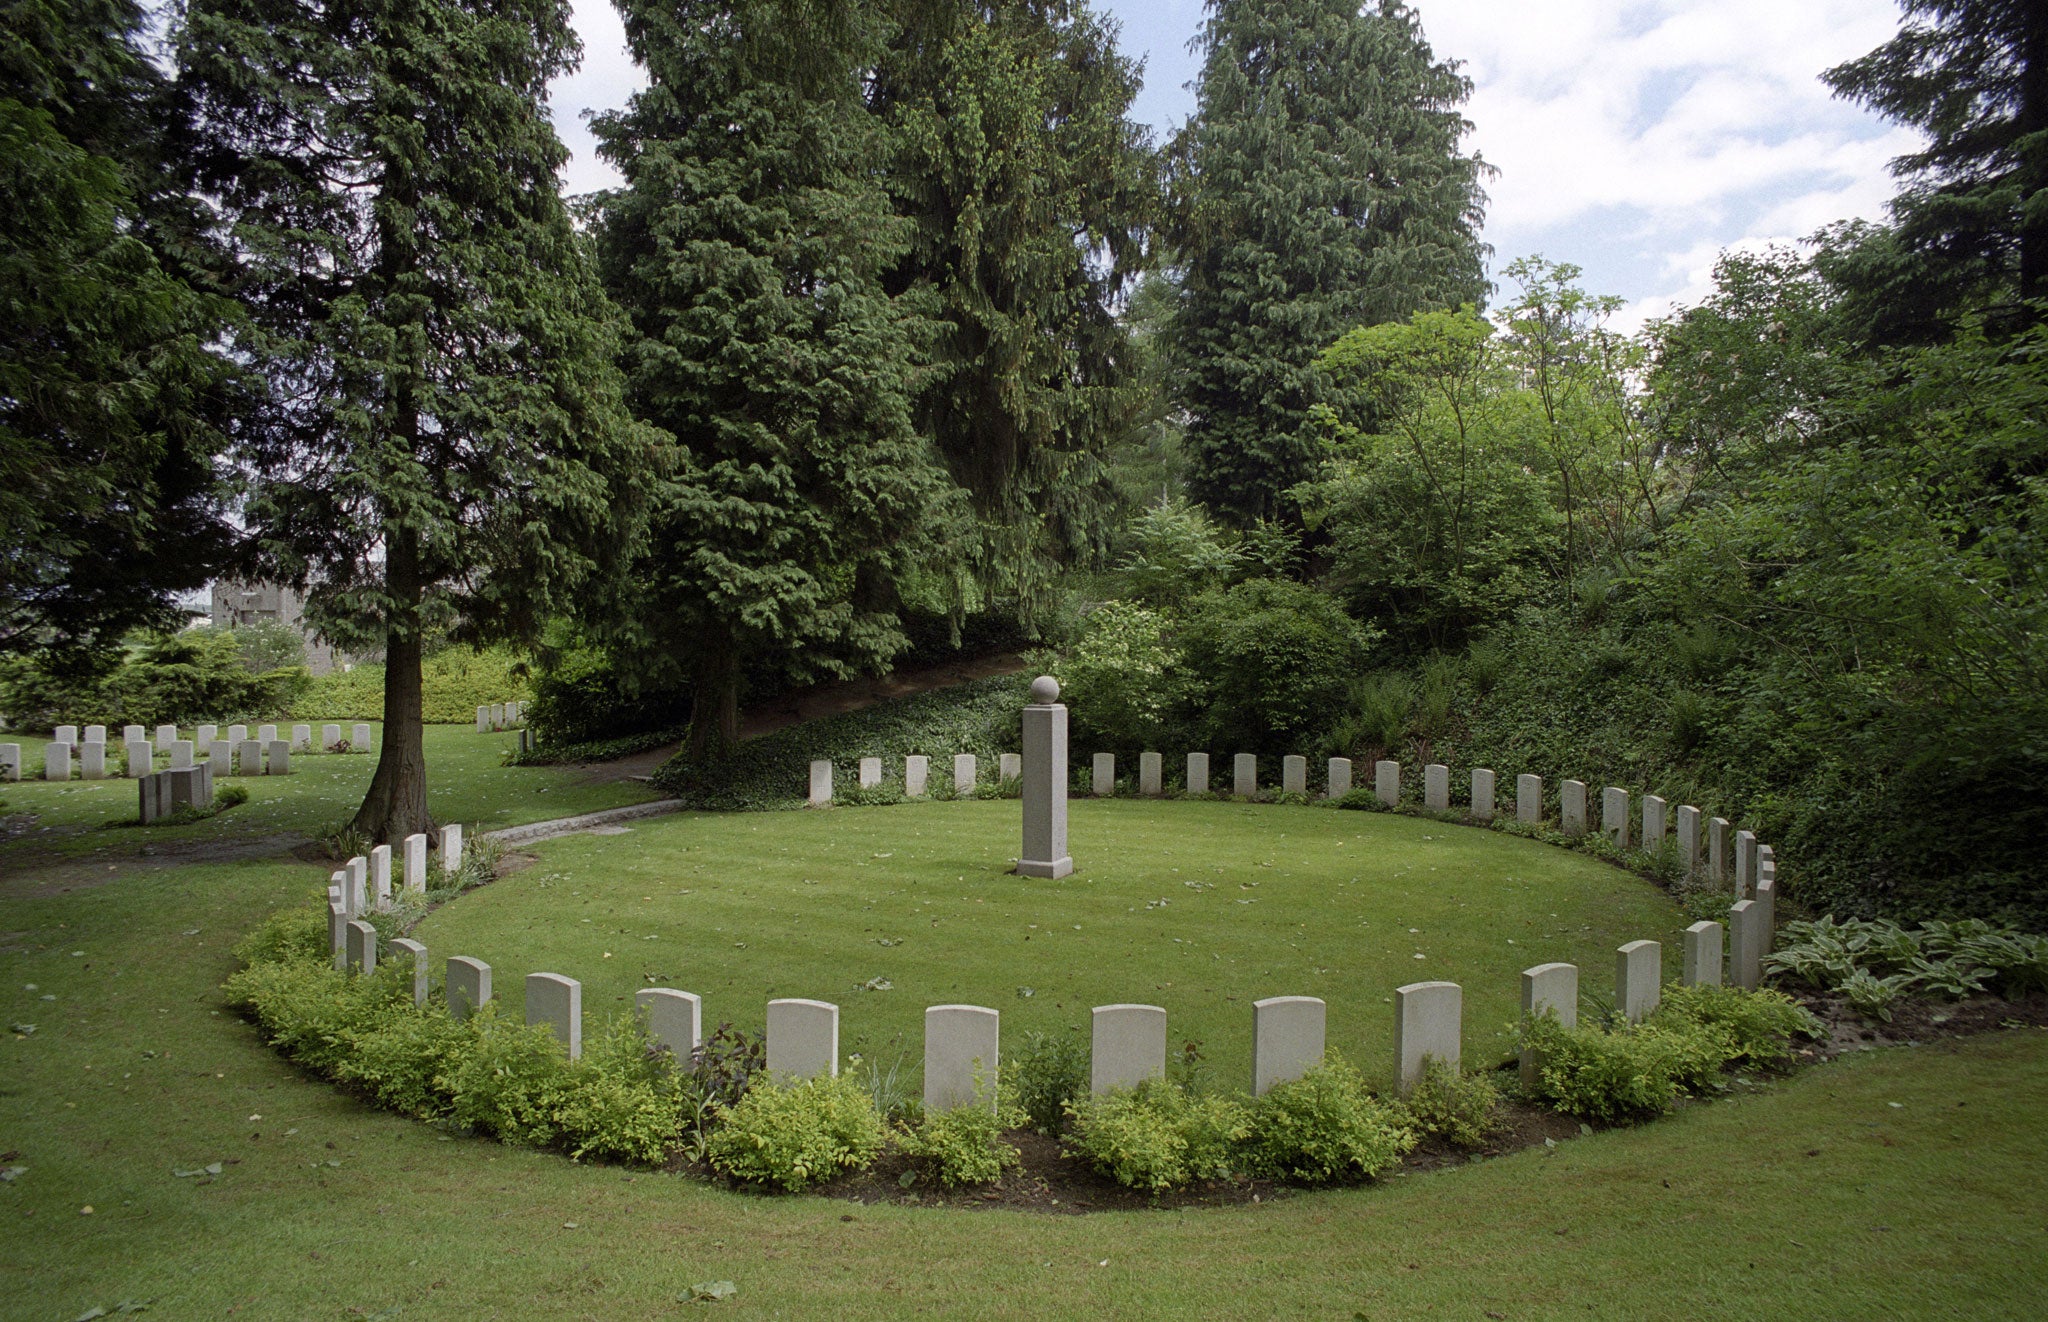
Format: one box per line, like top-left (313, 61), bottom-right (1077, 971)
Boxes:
top-left (415, 799), bottom-right (1682, 1093)
top-left (3, 762), bottom-right (2045, 1318)
top-left (0, 723), bottom-right (661, 870)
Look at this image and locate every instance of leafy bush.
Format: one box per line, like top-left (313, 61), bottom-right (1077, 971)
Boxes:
top-left (441, 1004), bottom-right (577, 1148)
top-left (896, 1100), bottom-right (1022, 1188)
top-left (556, 1014), bottom-right (686, 1163)
top-left (232, 906), bottom-right (329, 967)
top-left (1178, 579), bottom-right (1378, 756)
top-left (1242, 1054), bottom-right (1416, 1183)
top-left (1058, 600), bottom-right (1186, 756)
top-left (0, 628), bottom-right (307, 728)
top-left (291, 645), bottom-right (531, 723)
top-left (1766, 915), bottom-right (2048, 1014)
top-left (1648, 983), bottom-right (1821, 1066)
top-left (1062, 1078), bottom-right (1250, 1191)
top-left (703, 1071), bottom-right (885, 1192)
top-left (336, 995), bottom-right (474, 1119)
top-left (677, 1023), bottom-right (766, 1160)
top-left (1010, 1028), bottom-right (1089, 1135)
top-left (1398, 1057), bottom-right (1504, 1148)
top-left (1518, 1013), bottom-right (1684, 1123)
top-left (524, 634), bottom-right (692, 748)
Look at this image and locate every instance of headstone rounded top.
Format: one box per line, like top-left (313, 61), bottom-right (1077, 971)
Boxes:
top-left (1029, 675), bottom-right (1060, 703)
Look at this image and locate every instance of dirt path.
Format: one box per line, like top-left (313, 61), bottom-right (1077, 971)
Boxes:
top-left (573, 651), bottom-right (1029, 784)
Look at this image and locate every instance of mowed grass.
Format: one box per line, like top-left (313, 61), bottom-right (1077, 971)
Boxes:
top-left (422, 799), bottom-right (1682, 1093)
top-left (2, 768), bottom-right (2045, 1318)
top-left (0, 723), bottom-right (660, 869)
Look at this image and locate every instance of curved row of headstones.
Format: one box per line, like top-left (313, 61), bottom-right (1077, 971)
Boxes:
top-left (326, 918), bottom-right (1767, 1113)
top-left (473, 702), bottom-right (525, 733)
top-left (807, 751), bottom-right (1779, 892)
top-left (1, 721), bottom-right (373, 784)
top-left (328, 824), bottom-right (466, 923)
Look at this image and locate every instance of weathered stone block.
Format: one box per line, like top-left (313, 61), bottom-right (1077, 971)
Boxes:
top-left (1519, 962), bottom-right (1578, 1089)
top-left (1375, 759), bottom-right (1400, 807)
top-left (999, 752), bottom-right (1022, 781)
top-left (1709, 816), bottom-right (1730, 882)
top-left (1327, 757), bottom-right (1353, 799)
top-left (1642, 795), bottom-right (1667, 849)
top-left (1517, 774), bottom-right (1543, 823)
top-left (808, 759), bottom-right (832, 806)
top-left (266, 740), bottom-right (289, 775)
top-left (1394, 981), bottom-right (1461, 1094)
top-left (80, 741), bottom-right (105, 780)
top-left (924, 1004), bottom-right (1000, 1112)
top-left (1139, 751), bottom-right (1162, 797)
top-left (388, 938), bottom-right (429, 1006)
top-left (1616, 940), bottom-right (1662, 1021)
top-left (1561, 780), bottom-right (1588, 835)
top-left (526, 972), bottom-right (582, 1059)
top-left (1282, 755), bottom-right (1306, 795)
top-left (1471, 768), bottom-right (1496, 820)
top-left (1233, 753), bottom-right (1257, 797)
top-left (766, 998), bottom-right (839, 1079)
top-left (953, 753), bottom-right (977, 794)
top-left (1676, 805), bottom-right (1702, 875)
top-left (1186, 752), bottom-right (1210, 794)
top-left (1602, 787), bottom-right (1629, 849)
top-left (1683, 921), bottom-right (1724, 987)
top-left (345, 919), bottom-right (377, 975)
top-left (1091, 1003), bottom-right (1166, 1094)
top-left (43, 742), bottom-right (70, 781)
top-left (1251, 995), bottom-right (1325, 1096)
top-left (904, 755), bottom-right (928, 798)
top-left (1424, 763), bottom-right (1449, 812)
top-left (636, 988), bottom-right (703, 1065)
top-left (351, 723), bottom-right (371, 751)
top-left (447, 956), bottom-right (491, 1021)
top-left (1092, 752), bottom-right (1114, 796)
top-left (370, 844), bottom-right (392, 910)
top-left (439, 823), bottom-right (462, 875)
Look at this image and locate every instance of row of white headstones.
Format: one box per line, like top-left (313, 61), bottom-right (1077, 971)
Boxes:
top-left (474, 702), bottom-right (524, 733)
top-left (2, 721), bottom-right (373, 782)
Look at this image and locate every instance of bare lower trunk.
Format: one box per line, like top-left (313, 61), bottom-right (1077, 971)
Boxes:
top-left (352, 530), bottom-right (434, 843)
top-left (682, 638), bottom-right (740, 762)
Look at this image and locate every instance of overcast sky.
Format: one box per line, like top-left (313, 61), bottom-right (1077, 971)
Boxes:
top-left (550, 0), bottom-right (1917, 331)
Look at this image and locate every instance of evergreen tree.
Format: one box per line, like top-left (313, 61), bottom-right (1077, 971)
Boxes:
top-left (1169, 0), bottom-right (1489, 525)
top-left (591, 0), bottom-right (958, 759)
top-left (1824, 0), bottom-right (2048, 333)
top-left (177, 0), bottom-right (657, 841)
top-left (874, 0), bottom-right (1157, 619)
top-left (1, 0), bottom-right (232, 657)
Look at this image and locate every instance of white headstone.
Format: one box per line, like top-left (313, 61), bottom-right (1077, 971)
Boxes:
top-left (195, 724), bottom-right (216, 749)
top-left (1616, 940), bottom-right (1662, 1021)
top-left (636, 988), bottom-right (703, 1064)
top-left (1423, 763), bottom-right (1449, 812)
top-left (953, 753), bottom-right (976, 794)
top-left (236, 739), bottom-right (263, 777)
top-left (257, 723), bottom-right (278, 745)
top-left (1233, 753), bottom-right (1257, 797)
top-left (1677, 805), bottom-right (1702, 875)
top-left (476, 705), bottom-right (491, 734)
top-left (1729, 899), bottom-right (1764, 990)
top-left (765, 998), bottom-right (839, 1079)
top-left (1091, 752), bottom-right (1114, 796)
top-left (1642, 795), bottom-right (1667, 849)
top-left (526, 972), bottom-right (582, 1059)
top-left (859, 756), bottom-right (882, 789)
top-left (1602, 787), bottom-right (1629, 849)
top-left (1327, 757), bottom-right (1352, 799)
top-left (321, 723), bottom-right (341, 751)
top-left (124, 738), bottom-right (151, 777)
top-left (345, 857), bottom-right (368, 915)
top-left (924, 1004), bottom-right (1000, 1112)
top-left (388, 938), bottom-right (429, 1006)
top-left (1375, 759), bottom-right (1400, 807)
top-left (208, 740), bottom-right (231, 774)
top-left (1018, 677), bottom-right (1072, 878)
top-left (1471, 768), bottom-right (1496, 819)
top-left (1517, 774), bottom-right (1543, 823)
top-left (0, 744), bottom-right (17, 782)
top-left (328, 900), bottom-right (346, 969)
top-left (1519, 962), bottom-right (1578, 1089)
top-left (1251, 995), bottom-right (1325, 1096)
top-left (155, 724), bottom-right (178, 752)
top-left (440, 823), bottom-right (462, 875)
top-left (55, 724), bottom-right (78, 746)
top-left (1186, 752), bottom-right (1210, 794)
top-left (170, 740), bottom-right (194, 770)
top-left (808, 759), bottom-right (832, 806)
top-left (1709, 816), bottom-right (1731, 882)
top-left (85, 724), bottom-right (107, 744)
top-left (999, 752), bottom-right (1022, 781)
top-left (1683, 921), bottom-right (1724, 987)
top-left (1090, 1003), bottom-right (1166, 1094)
top-left (1281, 755), bottom-right (1306, 795)
top-left (1753, 877), bottom-right (1776, 958)
top-left (79, 741), bottom-right (105, 780)
top-left (403, 832), bottom-right (428, 894)
top-left (43, 742), bottom-right (71, 781)
top-left (351, 723), bottom-right (371, 751)
top-left (1139, 751), bottom-right (1163, 796)
top-left (227, 724), bottom-right (247, 745)
top-left (1735, 829), bottom-right (1758, 895)
top-left (291, 724), bottom-right (312, 752)
top-left (1561, 780), bottom-right (1588, 835)
top-left (370, 844), bottom-right (392, 910)
top-left (447, 956), bottom-right (491, 1021)
top-left (1394, 981), bottom-right (1462, 1095)
top-left (904, 754), bottom-right (928, 797)
top-left (125, 725), bottom-right (147, 745)
top-left (266, 739), bottom-right (289, 775)
top-left (490, 703), bottom-right (506, 730)
top-left (345, 920), bottom-right (377, 974)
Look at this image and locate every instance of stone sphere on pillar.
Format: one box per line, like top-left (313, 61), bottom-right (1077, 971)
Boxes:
top-left (1029, 675), bottom-right (1060, 704)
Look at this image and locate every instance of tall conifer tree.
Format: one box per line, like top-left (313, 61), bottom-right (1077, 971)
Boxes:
top-left (177, 0), bottom-right (657, 841)
top-left (591, 0), bottom-right (957, 758)
top-left (1169, 0), bottom-right (1488, 524)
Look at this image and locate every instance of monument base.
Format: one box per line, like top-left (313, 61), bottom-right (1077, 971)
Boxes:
top-left (1016, 856), bottom-right (1074, 879)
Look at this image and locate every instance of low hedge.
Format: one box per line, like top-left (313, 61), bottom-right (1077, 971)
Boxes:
top-left (291, 646), bottom-right (532, 723)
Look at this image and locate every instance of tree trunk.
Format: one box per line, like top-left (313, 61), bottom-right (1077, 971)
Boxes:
top-left (682, 636), bottom-right (740, 762)
top-left (351, 527), bottom-right (433, 843)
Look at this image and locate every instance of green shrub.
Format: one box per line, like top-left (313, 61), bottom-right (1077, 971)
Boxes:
top-left (1058, 600), bottom-right (1188, 755)
top-left (1518, 1013), bottom-right (1683, 1123)
top-left (1839, 968), bottom-right (1904, 1021)
top-left (292, 645), bottom-right (531, 723)
top-left (441, 1004), bottom-right (576, 1148)
top-left (678, 1023), bottom-right (765, 1160)
top-left (703, 1070), bottom-right (885, 1192)
top-left (896, 1100), bottom-right (1022, 1188)
top-left (1010, 1029), bottom-right (1089, 1136)
top-left (1648, 983), bottom-right (1821, 1066)
top-left (1178, 579), bottom-right (1378, 756)
top-left (1398, 1057), bottom-right (1504, 1148)
top-left (1766, 915), bottom-right (2048, 1014)
top-left (557, 1014), bottom-right (685, 1164)
top-left (1062, 1078), bottom-right (1250, 1191)
top-left (232, 905), bottom-right (329, 968)
top-left (1242, 1054), bottom-right (1416, 1183)
top-left (335, 997), bottom-right (472, 1119)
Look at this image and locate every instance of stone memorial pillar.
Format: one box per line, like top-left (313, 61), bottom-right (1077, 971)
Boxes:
top-left (1017, 676), bottom-right (1073, 878)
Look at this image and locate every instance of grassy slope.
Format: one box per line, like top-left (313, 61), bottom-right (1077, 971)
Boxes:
top-left (415, 800), bottom-right (1679, 1091)
top-left (1, 739), bottom-right (2044, 1317)
top-left (0, 724), bottom-right (660, 869)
